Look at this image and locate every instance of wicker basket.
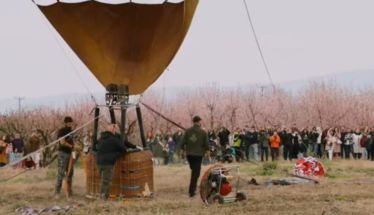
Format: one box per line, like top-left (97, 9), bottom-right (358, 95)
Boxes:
top-left (84, 150), bottom-right (154, 198)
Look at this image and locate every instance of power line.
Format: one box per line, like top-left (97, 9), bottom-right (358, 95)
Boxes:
top-left (242, 0), bottom-right (276, 90)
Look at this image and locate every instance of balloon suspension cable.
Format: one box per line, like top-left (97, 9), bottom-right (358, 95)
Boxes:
top-left (242, 0), bottom-right (276, 91)
top-left (140, 102), bottom-right (186, 130)
top-left (0, 114), bottom-right (104, 182)
top-left (29, 0), bottom-right (98, 106)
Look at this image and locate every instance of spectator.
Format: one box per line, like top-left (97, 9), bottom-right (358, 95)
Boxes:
top-left (218, 127), bottom-right (230, 155)
top-left (309, 127), bottom-right (319, 156)
top-left (232, 128), bottom-right (244, 162)
top-left (352, 129), bottom-right (363, 159)
top-left (258, 130), bottom-right (270, 162)
top-left (300, 128), bottom-right (310, 156)
top-left (270, 131), bottom-right (281, 161)
top-left (167, 136), bottom-right (176, 164)
top-left (26, 130), bottom-right (42, 168)
top-left (340, 127), bottom-right (348, 159)
top-left (243, 126), bottom-right (258, 161)
top-left (333, 128), bottom-right (342, 158)
top-left (360, 130), bottom-right (368, 160)
top-left (173, 130), bottom-right (184, 162)
top-left (152, 134), bottom-right (166, 165)
top-left (326, 128), bottom-right (338, 160)
top-left (365, 129), bottom-right (373, 160)
top-left (291, 129), bottom-right (301, 159)
top-left (343, 131), bottom-right (354, 159)
top-left (368, 130), bottom-right (374, 161)
top-left (279, 128), bottom-right (291, 161)
top-left (315, 127), bottom-right (323, 158)
top-left (300, 129), bottom-right (309, 157)
top-left (11, 133), bottom-right (25, 168)
top-left (0, 136), bottom-right (9, 167)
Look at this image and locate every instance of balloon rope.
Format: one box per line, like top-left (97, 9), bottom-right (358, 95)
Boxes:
top-left (28, 0), bottom-right (99, 106)
top-left (242, 0), bottom-right (275, 90)
top-left (140, 102), bottom-right (186, 130)
top-left (0, 113), bottom-right (103, 173)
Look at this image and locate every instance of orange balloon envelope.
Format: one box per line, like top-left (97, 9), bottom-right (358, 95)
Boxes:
top-left (35, 0), bottom-right (199, 95)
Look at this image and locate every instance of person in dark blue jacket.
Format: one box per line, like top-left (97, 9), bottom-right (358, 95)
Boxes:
top-left (96, 123), bottom-right (126, 200)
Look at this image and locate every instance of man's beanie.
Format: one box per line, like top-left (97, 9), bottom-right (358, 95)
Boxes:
top-left (192, 115), bottom-right (202, 123)
top-left (64, 116), bottom-right (73, 123)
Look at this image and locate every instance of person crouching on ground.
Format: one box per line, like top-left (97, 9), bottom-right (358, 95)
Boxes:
top-left (181, 116), bottom-right (209, 198)
top-left (96, 123), bottom-right (126, 200)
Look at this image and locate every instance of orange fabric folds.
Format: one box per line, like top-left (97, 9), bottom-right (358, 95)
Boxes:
top-left (38, 0), bottom-right (198, 95)
top-left (270, 135), bottom-right (281, 148)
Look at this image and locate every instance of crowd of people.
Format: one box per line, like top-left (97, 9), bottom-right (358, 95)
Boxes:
top-left (1, 115), bottom-right (374, 201)
top-left (145, 125), bottom-right (374, 164)
top-left (0, 131), bottom-right (43, 168)
top-left (1, 125), bottom-right (373, 170)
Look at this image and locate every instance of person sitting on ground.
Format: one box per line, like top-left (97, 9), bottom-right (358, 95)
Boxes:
top-left (96, 123), bottom-right (126, 200)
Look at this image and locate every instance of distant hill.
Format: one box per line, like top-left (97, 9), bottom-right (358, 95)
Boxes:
top-left (0, 70), bottom-right (373, 113)
top-left (279, 70), bottom-right (374, 93)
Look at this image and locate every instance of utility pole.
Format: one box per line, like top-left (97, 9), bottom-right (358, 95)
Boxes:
top-left (14, 97), bottom-right (25, 113)
top-left (259, 85), bottom-right (265, 97)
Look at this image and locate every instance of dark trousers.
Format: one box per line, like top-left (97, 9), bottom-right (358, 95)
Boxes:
top-left (233, 147), bottom-right (244, 162)
top-left (187, 155), bottom-right (203, 196)
top-left (369, 146), bottom-right (374, 161)
top-left (316, 144), bottom-right (323, 158)
top-left (55, 152), bottom-right (73, 194)
top-left (261, 146), bottom-right (269, 162)
top-left (353, 153), bottom-right (362, 159)
top-left (244, 143), bottom-right (251, 161)
top-left (271, 148), bottom-right (279, 161)
top-left (367, 148), bottom-right (372, 160)
top-left (343, 145), bottom-right (351, 159)
top-left (283, 145), bottom-right (291, 160)
top-left (98, 165), bottom-right (114, 199)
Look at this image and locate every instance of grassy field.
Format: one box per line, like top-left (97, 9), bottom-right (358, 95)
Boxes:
top-left (1, 159), bottom-right (374, 215)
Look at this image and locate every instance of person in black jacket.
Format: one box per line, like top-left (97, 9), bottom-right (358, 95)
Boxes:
top-left (181, 116), bottom-right (209, 197)
top-left (244, 126), bottom-right (258, 161)
top-left (96, 123), bottom-right (126, 200)
top-left (55, 116), bottom-right (75, 198)
top-left (280, 128), bottom-right (293, 161)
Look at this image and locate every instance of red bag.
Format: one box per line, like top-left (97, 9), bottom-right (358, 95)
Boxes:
top-left (360, 136), bottom-right (367, 147)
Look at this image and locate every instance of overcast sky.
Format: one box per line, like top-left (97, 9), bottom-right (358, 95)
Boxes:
top-left (0, 0), bottom-right (374, 99)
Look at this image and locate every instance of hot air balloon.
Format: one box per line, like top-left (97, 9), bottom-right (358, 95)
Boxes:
top-left (32, 0), bottom-right (199, 199)
top-left (34, 0), bottom-right (198, 95)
